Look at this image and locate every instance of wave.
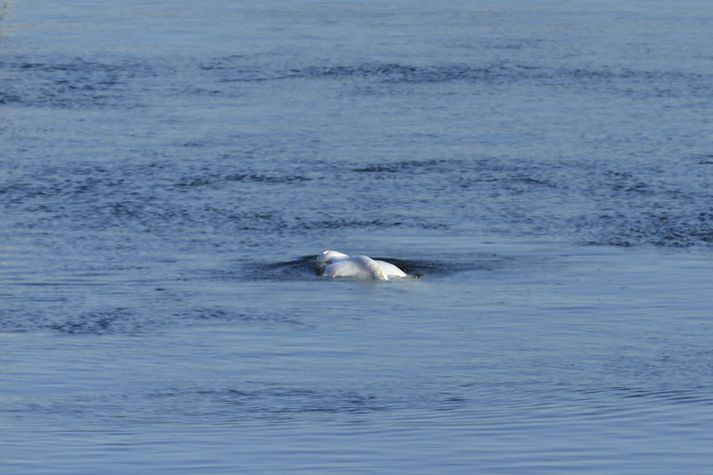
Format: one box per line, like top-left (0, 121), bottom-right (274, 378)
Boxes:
top-left (0, 306), bottom-right (304, 336)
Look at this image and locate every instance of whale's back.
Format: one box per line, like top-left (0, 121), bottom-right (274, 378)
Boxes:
top-left (323, 255), bottom-right (389, 280)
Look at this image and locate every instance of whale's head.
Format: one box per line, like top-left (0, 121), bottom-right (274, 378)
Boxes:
top-left (316, 250), bottom-right (350, 267)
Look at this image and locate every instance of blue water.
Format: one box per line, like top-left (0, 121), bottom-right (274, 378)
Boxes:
top-left (2, 1), bottom-right (713, 473)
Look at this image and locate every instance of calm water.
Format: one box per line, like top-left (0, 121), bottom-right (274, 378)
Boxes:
top-left (2, 1), bottom-right (713, 473)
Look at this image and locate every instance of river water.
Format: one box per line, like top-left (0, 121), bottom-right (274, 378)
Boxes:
top-left (2, 1), bottom-right (713, 473)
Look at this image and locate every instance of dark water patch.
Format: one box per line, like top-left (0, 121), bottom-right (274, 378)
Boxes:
top-left (0, 309), bottom-right (44, 334)
top-left (299, 62), bottom-right (531, 85)
top-left (173, 172), bottom-right (311, 189)
top-left (508, 176), bottom-right (558, 188)
top-left (171, 307), bottom-right (304, 327)
top-left (579, 386), bottom-right (713, 406)
top-left (0, 90), bottom-right (20, 104)
top-left (578, 198), bottom-right (713, 249)
top-left (242, 61), bottom-right (713, 99)
top-left (5, 152), bottom-right (713, 249)
top-left (353, 159), bottom-right (448, 174)
top-left (5, 52), bottom-right (710, 112)
top-left (8, 382), bottom-right (468, 425)
top-left (148, 384), bottom-right (467, 420)
top-left (0, 307), bottom-right (152, 336)
top-left (48, 308), bottom-right (149, 336)
top-left (200, 58), bottom-right (705, 91)
top-left (385, 252), bottom-right (529, 277)
top-left (198, 54), bottom-right (300, 82)
top-left (0, 305), bottom-right (304, 335)
top-left (296, 217), bottom-right (449, 232)
top-left (458, 174), bottom-right (561, 193)
top-left (148, 385), bottom-right (391, 418)
top-left (692, 153), bottom-right (713, 165)
top-left (152, 54), bottom-right (713, 94)
top-left (372, 256), bottom-right (504, 277)
top-left (353, 164), bottom-right (402, 173)
top-left (455, 161), bottom-right (566, 196)
top-left (0, 55), bottom-right (158, 109)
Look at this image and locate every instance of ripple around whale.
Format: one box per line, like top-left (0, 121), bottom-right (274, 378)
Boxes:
top-left (233, 253), bottom-right (516, 282)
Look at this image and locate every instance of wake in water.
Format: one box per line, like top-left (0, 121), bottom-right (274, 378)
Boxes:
top-left (230, 251), bottom-right (521, 282)
top-left (239, 253), bottom-right (420, 281)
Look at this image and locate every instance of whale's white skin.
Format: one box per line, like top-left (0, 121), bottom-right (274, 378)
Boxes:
top-left (317, 250), bottom-right (407, 281)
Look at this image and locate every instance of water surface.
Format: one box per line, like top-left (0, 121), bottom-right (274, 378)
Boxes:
top-left (2, 1), bottom-right (713, 473)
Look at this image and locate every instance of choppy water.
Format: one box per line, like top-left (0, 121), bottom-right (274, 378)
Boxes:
top-left (2, 1), bottom-right (713, 473)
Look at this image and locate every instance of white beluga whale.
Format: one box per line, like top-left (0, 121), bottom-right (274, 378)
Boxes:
top-left (316, 250), bottom-right (408, 281)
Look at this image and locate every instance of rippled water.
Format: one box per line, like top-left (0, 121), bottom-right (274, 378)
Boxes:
top-left (2, 1), bottom-right (713, 473)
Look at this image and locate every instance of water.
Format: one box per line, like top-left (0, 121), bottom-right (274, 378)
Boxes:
top-left (2, 0), bottom-right (713, 473)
